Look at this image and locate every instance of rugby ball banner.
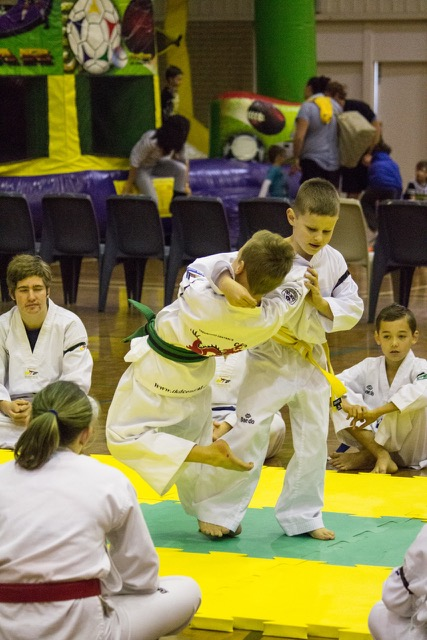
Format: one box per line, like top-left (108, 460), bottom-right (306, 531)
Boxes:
top-left (210, 91), bottom-right (300, 159)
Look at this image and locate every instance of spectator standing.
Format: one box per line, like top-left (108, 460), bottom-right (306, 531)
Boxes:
top-left (326, 81), bottom-right (381, 198)
top-left (291, 76), bottom-right (342, 188)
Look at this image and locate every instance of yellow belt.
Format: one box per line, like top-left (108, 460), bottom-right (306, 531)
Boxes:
top-left (272, 328), bottom-right (346, 407)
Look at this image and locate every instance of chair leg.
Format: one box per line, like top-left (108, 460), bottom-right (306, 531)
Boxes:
top-left (399, 267), bottom-right (416, 307)
top-left (164, 247), bottom-right (183, 306)
top-left (368, 248), bottom-right (388, 323)
top-left (124, 260), bottom-right (137, 301)
top-left (59, 256), bottom-right (82, 304)
top-left (133, 259), bottom-right (147, 303)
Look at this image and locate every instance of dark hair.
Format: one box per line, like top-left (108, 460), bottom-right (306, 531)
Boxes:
top-left (372, 137), bottom-right (392, 155)
top-left (293, 178), bottom-right (340, 217)
top-left (7, 254), bottom-right (52, 296)
top-left (165, 65), bottom-right (183, 80)
top-left (375, 303), bottom-right (417, 334)
top-left (416, 160), bottom-right (427, 171)
top-left (268, 144), bottom-right (286, 164)
top-left (14, 381), bottom-right (93, 470)
top-left (238, 230), bottom-right (294, 296)
top-left (325, 81), bottom-right (347, 101)
top-left (155, 114), bottom-right (190, 154)
top-left (306, 75), bottom-right (331, 95)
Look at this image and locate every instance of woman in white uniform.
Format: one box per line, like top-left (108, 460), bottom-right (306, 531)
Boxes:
top-left (0, 254), bottom-right (93, 448)
top-left (0, 380), bottom-right (201, 640)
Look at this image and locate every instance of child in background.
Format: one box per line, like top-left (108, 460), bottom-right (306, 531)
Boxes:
top-left (360, 138), bottom-right (403, 233)
top-left (211, 350), bottom-right (286, 460)
top-left (259, 144), bottom-right (289, 199)
top-left (190, 178), bottom-right (363, 540)
top-left (330, 303), bottom-right (427, 474)
top-left (404, 159), bottom-right (427, 200)
top-left (161, 65), bottom-right (183, 122)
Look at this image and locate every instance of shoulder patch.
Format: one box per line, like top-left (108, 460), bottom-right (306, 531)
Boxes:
top-left (280, 286), bottom-right (300, 305)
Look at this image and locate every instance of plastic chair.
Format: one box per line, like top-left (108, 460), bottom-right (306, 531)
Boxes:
top-left (368, 200), bottom-right (427, 322)
top-left (360, 187), bottom-right (401, 231)
top-left (329, 198), bottom-right (373, 295)
top-left (237, 197), bottom-right (292, 248)
top-left (98, 195), bottom-right (166, 311)
top-left (164, 196), bottom-right (231, 305)
top-left (0, 192), bottom-right (37, 301)
top-left (40, 193), bottom-right (101, 305)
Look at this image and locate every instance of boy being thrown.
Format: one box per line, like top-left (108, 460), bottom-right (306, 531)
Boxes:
top-left (193, 178), bottom-right (363, 540)
top-left (106, 230), bottom-right (308, 520)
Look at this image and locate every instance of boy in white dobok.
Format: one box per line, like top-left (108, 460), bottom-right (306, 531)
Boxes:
top-left (331, 303), bottom-right (427, 474)
top-left (211, 350), bottom-right (286, 460)
top-left (106, 231), bottom-right (308, 525)
top-left (188, 178), bottom-right (363, 541)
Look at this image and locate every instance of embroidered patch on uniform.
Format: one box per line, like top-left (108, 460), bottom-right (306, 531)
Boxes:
top-left (364, 384), bottom-right (374, 396)
top-left (24, 369), bottom-right (38, 377)
top-left (240, 413), bottom-right (255, 424)
top-left (280, 287), bottom-right (299, 305)
top-left (416, 372), bottom-right (427, 380)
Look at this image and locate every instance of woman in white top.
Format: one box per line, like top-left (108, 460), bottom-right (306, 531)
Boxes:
top-left (0, 380), bottom-right (201, 640)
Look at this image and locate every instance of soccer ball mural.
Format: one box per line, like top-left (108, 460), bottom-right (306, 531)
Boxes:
top-left (66, 0), bottom-right (123, 74)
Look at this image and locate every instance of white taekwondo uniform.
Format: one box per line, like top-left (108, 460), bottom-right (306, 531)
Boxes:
top-left (0, 449), bottom-right (201, 640)
top-left (0, 299), bottom-right (93, 448)
top-left (106, 253), bottom-right (306, 504)
top-left (211, 350), bottom-right (286, 459)
top-left (369, 524), bottom-right (427, 640)
top-left (185, 246), bottom-right (363, 536)
top-left (332, 350), bottom-right (427, 468)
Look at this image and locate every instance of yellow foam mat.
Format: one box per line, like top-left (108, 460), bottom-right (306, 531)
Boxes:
top-left (2, 450), bottom-right (426, 639)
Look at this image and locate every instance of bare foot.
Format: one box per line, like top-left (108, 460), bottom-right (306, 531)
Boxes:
top-left (198, 520), bottom-right (242, 539)
top-left (187, 439), bottom-right (254, 472)
top-left (309, 527), bottom-right (335, 540)
top-left (372, 450), bottom-right (398, 474)
top-left (330, 450), bottom-right (375, 471)
top-left (213, 420), bottom-right (232, 441)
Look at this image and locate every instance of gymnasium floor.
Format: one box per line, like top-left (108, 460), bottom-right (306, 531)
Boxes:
top-left (1, 259), bottom-right (426, 640)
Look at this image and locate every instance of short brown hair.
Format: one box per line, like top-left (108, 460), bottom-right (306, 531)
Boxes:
top-left (268, 145), bottom-right (286, 164)
top-left (238, 230), bottom-right (294, 296)
top-left (293, 178), bottom-right (340, 218)
top-left (7, 254), bottom-right (52, 296)
top-left (375, 303), bottom-right (417, 334)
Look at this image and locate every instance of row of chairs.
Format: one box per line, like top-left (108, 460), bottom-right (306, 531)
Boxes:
top-left (0, 192), bottom-right (425, 319)
top-left (0, 192), bottom-right (231, 309)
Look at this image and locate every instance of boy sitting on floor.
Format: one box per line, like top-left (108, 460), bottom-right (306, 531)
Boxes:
top-left (331, 303), bottom-right (427, 474)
